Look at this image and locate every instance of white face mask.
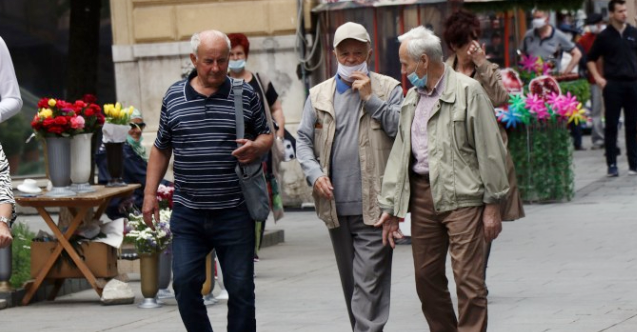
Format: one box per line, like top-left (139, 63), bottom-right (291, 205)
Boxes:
top-left (532, 18), bottom-right (548, 29)
top-left (337, 62), bottom-right (368, 82)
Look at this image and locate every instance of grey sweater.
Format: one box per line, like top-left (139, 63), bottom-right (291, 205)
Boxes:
top-left (297, 81), bottom-right (403, 216)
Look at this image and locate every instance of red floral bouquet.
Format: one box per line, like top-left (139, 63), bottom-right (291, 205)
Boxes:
top-left (77, 94), bottom-right (106, 133)
top-left (31, 96), bottom-right (104, 138)
top-left (157, 184), bottom-right (174, 210)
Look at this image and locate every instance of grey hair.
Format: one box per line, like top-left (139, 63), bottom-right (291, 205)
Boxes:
top-left (397, 26), bottom-right (443, 63)
top-left (190, 30), bottom-right (231, 57)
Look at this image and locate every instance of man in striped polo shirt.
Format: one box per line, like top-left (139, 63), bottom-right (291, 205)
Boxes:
top-left (143, 30), bottom-right (272, 332)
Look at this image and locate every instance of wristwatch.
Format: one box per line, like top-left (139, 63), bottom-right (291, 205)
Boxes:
top-left (0, 216), bottom-right (8, 225)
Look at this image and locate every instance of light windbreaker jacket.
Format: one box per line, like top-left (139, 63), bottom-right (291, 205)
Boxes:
top-left (378, 65), bottom-right (509, 217)
top-left (297, 72), bottom-right (401, 229)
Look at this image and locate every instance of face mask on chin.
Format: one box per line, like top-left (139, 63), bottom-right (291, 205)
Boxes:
top-left (228, 59), bottom-right (246, 73)
top-left (532, 18), bottom-right (548, 29)
top-left (337, 61), bottom-right (368, 82)
top-left (407, 60), bottom-right (427, 89)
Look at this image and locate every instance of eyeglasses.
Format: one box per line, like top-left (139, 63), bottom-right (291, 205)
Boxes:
top-left (129, 122), bottom-right (146, 130)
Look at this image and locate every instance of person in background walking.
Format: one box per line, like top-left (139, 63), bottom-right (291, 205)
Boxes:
top-left (587, 0), bottom-right (637, 177)
top-left (0, 36), bottom-right (22, 248)
top-left (578, 13), bottom-right (606, 150)
top-left (297, 22), bottom-right (403, 332)
top-left (443, 9), bottom-right (525, 284)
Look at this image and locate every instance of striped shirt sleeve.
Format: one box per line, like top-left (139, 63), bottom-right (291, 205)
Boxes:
top-left (154, 96), bottom-right (172, 150)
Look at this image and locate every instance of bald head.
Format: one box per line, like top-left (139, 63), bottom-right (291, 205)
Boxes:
top-left (189, 30), bottom-right (232, 90)
top-left (191, 30), bottom-right (231, 58)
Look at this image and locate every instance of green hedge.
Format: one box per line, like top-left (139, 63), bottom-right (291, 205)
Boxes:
top-left (508, 119), bottom-right (574, 202)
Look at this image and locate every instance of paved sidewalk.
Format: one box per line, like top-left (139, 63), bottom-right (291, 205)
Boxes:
top-left (1, 143), bottom-right (637, 331)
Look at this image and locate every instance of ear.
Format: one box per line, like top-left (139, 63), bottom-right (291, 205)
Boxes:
top-left (420, 53), bottom-right (429, 66)
top-left (189, 53), bottom-right (197, 67)
top-left (367, 48), bottom-right (373, 64)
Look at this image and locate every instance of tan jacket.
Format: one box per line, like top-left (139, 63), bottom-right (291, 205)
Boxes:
top-left (299, 72), bottom-right (401, 228)
top-left (446, 55), bottom-right (509, 107)
top-left (378, 65), bottom-right (509, 217)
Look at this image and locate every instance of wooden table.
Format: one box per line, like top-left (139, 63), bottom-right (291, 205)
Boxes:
top-left (14, 184), bottom-right (140, 305)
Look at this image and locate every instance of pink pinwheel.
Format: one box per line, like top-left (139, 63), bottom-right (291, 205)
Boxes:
top-left (520, 54), bottom-right (539, 73)
top-left (541, 62), bottom-right (552, 75)
top-left (525, 93), bottom-right (547, 115)
top-left (546, 92), bottom-right (561, 107)
top-left (557, 92), bottom-right (580, 117)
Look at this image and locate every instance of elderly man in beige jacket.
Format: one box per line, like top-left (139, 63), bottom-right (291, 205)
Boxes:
top-left (297, 22), bottom-right (403, 332)
top-left (376, 26), bottom-right (509, 332)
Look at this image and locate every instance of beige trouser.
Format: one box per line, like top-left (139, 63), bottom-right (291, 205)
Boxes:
top-left (409, 173), bottom-right (488, 332)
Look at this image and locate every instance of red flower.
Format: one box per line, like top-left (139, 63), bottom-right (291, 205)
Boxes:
top-left (54, 117), bottom-right (68, 126)
top-left (47, 126), bottom-right (64, 134)
top-left (82, 94), bottom-right (97, 104)
top-left (84, 108), bottom-right (95, 117)
top-left (43, 118), bottom-right (56, 127)
top-left (31, 119), bottom-right (42, 130)
top-left (37, 98), bottom-right (50, 108)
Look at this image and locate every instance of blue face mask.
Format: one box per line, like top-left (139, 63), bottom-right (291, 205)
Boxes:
top-left (407, 60), bottom-right (427, 89)
top-left (228, 59), bottom-right (246, 73)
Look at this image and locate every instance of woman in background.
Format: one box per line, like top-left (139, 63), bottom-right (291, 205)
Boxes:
top-left (443, 9), bottom-right (525, 278)
top-left (227, 33), bottom-right (286, 260)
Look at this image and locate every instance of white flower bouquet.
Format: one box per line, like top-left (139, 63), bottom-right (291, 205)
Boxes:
top-left (125, 209), bottom-right (172, 254)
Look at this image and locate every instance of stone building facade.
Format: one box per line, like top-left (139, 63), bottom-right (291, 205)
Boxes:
top-left (109, 0), bottom-right (316, 206)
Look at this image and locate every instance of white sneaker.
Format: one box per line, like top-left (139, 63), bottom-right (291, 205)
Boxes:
top-left (629, 169), bottom-right (637, 176)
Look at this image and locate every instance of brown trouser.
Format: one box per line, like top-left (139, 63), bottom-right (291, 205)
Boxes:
top-left (409, 173), bottom-right (488, 332)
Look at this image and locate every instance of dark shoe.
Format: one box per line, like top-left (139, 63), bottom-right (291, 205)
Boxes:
top-left (574, 146), bottom-right (586, 151)
top-left (607, 165), bottom-right (619, 177)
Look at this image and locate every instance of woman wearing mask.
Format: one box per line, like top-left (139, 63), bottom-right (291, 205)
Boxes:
top-left (443, 10), bottom-right (525, 278)
top-left (0, 36), bottom-right (22, 248)
top-left (227, 33), bottom-right (286, 261)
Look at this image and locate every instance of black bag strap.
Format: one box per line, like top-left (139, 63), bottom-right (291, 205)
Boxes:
top-left (232, 78), bottom-right (244, 148)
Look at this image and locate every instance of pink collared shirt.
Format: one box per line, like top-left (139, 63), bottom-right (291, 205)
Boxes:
top-left (411, 70), bottom-right (446, 175)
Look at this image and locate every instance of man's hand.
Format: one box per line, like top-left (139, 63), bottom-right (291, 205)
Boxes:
top-left (350, 72), bottom-right (372, 101)
top-left (374, 212), bottom-right (403, 249)
top-left (483, 203), bottom-right (502, 242)
top-left (232, 138), bottom-right (265, 164)
top-left (468, 41), bottom-right (487, 67)
top-left (142, 193), bottom-right (159, 230)
top-left (313, 176), bottom-right (334, 200)
top-left (595, 77), bottom-right (607, 89)
top-left (0, 222), bottom-right (13, 248)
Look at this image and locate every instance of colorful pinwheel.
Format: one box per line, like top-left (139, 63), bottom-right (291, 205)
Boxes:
top-left (568, 103), bottom-right (587, 125)
top-left (520, 54), bottom-right (539, 73)
top-left (497, 108), bottom-right (522, 129)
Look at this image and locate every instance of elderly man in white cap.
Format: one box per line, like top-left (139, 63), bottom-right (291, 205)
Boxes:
top-left (297, 22), bottom-right (403, 331)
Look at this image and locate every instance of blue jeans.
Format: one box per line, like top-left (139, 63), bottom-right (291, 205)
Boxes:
top-left (171, 202), bottom-right (256, 332)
